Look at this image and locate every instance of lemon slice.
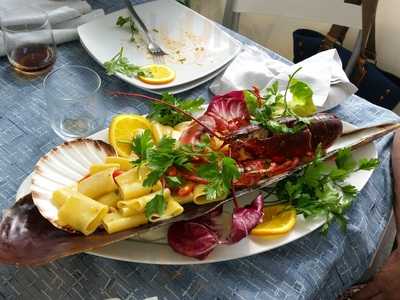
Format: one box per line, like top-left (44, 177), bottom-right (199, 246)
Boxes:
top-left (109, 115), bottom-right (153, 157)
top-left (138, 64), bottom-right (175, 84)
top-left (251, 204), bottom-right (297, 236)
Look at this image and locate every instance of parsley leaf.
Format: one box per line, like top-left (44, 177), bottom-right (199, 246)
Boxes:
top-left (166, 176), bottom-right (183, 188)
top-left (148, 92), bottom-right (204, 127)
top-left (197, 156), bottom-right (240, 200)
top-left (131, 129), bottom-right (154, 165)
top-left (243, 90), bottom-right (258, 115)
top-left (358, 158), bottom-right (380, 170)
top-left (335, 148), bottom-right (356, 171)
top-left (116, 16), bottom-right (138, 42)
top-left (288, 79), bottom-right (317, 117)
top-left (104, 47), bottom-right (151, 77)
top-left (144, 194), bottom-right (166, 219)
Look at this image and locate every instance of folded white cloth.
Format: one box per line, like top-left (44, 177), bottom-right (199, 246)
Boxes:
top-left (0, 0), bottom-right (104, 56)
top-left (209, 45), bottom-right (358, 111)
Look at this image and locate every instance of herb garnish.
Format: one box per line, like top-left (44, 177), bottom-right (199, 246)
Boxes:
top-left (197, 155), bottom-right (241, 200)
top-left (131, 129), bottom-right (154, 165)
top-left (273, 147), bottom-right (379, 233)
top-left (116, 16), bottom-right (138, 42)
top-left (245, 67), bottom-right (316, 134)
top-left (144, 193), bottom-right (166, 219)
top-left (104, 47), bottom-right (151, 77)
top-left (148, 92), bottom-right (205, 127)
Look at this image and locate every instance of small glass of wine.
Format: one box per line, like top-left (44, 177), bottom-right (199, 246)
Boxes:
top-left (1, 7), bottom-right (56, 76)
top-left (44, 65), bottom-right (106, 140)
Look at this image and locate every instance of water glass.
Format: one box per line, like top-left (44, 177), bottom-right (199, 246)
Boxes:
top-left (44, 65), bottom-right (106, 140)
top-left (1, 7), bottom-right (56, 75)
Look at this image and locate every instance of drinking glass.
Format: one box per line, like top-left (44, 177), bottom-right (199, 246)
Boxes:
top-left (1, 6), bottom-right (57, 75)
top-left (44, 65), bottom-right (106, 140)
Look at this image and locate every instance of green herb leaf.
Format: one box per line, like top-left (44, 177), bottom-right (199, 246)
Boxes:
top-left (288, 79), bottom-right (317, 117)
top-left (116, 16), bottom-right (138, 42)
top-left (148, 92), bottom-right (204, 127)
top-left (243, 90), bottom-right (258, 115)
top-left (197, 156), bottom-right (240, 200)
top-left (131, 129), bottom-right (154, 165)
top-left (335, 148), bottom-right (357, 171)
top-left (358, 158), bottom-right (380, 170)
top-left (116, 16), bottom-right (130, 27)
top-left (104, 47), bottom-right (151, 77)
top-left (144, 194), bottom-right (166, 219)
top-left (166, 176), bottom-right (183, 188)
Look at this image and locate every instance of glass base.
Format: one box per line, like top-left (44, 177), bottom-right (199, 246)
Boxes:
top-left (51, 117), bottom-right (103, 141)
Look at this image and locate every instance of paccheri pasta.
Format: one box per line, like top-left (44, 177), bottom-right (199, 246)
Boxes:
top-left (51, 153), bottom-right (199, 235)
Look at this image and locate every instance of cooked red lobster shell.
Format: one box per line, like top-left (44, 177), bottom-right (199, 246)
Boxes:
top-left (227, 113), bottom-right (343, 162)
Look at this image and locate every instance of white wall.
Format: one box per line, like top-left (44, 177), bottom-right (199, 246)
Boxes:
top-left (191, 0), bottom-right (400, 76)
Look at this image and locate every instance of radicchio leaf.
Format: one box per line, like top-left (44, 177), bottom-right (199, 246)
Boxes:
top-left (167, 222), bottom-right (219, 260)
top-left (167, 195), bottom-right (264, 260)
top-left (179, 91), bottom-right (251, 144)
top-left (229, 194), bottom-right (264, 243)
top-left (206, 91), bottom-right (251, 134)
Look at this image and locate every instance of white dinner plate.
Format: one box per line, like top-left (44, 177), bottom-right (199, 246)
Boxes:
top-left (16, 122), bottom-right (377, 265)
top-left (77, 0), bottom-right (242, 91)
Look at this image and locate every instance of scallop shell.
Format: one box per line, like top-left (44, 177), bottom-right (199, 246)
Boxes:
top-left (31, 139), bottom-right (116, 230)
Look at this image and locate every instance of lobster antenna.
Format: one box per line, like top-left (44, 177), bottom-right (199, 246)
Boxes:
top-left (110, 91), bottom-right (225, 140)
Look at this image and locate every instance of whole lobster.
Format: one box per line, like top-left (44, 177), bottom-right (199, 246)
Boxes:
top-left (112, 91), bottom-right (343, 187)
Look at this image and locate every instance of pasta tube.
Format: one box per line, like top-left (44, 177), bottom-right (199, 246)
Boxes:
top-left (52, 184), bottom-right (77, 207)
top-left (58, 192), bottom-right (108, 235)
top-left (89, 163), bottom-right (120, 175)
top-left (148, 197), bottom-right (184, 222)
top-left (193, 184), bottom-right (228, 205)
top-left (114, 166), bottom-right (150, 186)
top-left (174, 192), bottom-right (194, 205)
top-left (77, 168), bottom-right (118, 199)
top-left (102, 212), bottom-right (147, 234)
top-left (97, 191), bottom-right (120, 208)
top-left (118, 189), bottom-right (170, 217)
top-left (118, 181), bottom-right (162, 201)
top-left (105, 156), bottom-right (133, 171)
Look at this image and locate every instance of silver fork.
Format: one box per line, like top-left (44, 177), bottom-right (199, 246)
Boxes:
top-left (124, 0), bottom-right (167, 64)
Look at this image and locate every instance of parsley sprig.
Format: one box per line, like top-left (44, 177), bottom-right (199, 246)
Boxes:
top-left (116, 16), bottom-right (138, 42)
top-left (144, 193), bottom-right (166, 219)
top-left (148, 93), bottom-right (205, 127)
top-left (197, 154), bottom-right (241, 200)
top-left (104, 47), bottom-right (151, 77)
top-left (273, 147), bottom-right (379, 233)
top-left (245, 67), bottom-right (316, 134)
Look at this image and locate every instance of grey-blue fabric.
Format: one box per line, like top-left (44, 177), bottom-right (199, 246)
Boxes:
top-left (0, 1), bottom-right (398, 299)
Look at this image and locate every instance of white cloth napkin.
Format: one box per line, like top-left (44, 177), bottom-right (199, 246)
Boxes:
top-left (209, 46), bottom-right (358, 111)
top-left (0, 0), bottom-right (104, 56)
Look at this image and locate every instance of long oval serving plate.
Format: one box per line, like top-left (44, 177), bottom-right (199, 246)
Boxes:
top-left (16, 121), bottom-right (377, 265)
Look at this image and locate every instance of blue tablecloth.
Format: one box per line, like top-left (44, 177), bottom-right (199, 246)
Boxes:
top-left (0, 1), bottom-right (399, 299)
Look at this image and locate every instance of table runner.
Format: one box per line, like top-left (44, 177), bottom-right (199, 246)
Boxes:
top-left (0, 1), bottom-right (399, 299)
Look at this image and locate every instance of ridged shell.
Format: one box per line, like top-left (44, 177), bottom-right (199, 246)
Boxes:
top-left (31, 139), bottom-right (116, 230)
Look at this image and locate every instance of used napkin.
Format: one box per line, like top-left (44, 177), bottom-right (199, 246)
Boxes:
top-left (209, 45), bottom-right (357, 111)
top-left (0, 0), bottom-right (104, 56)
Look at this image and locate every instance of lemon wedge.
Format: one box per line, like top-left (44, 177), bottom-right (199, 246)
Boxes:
top-left (108, 115), bottom-right (154, 157)
top-left (251, 204), bottom-right (297, 236)
top-left (138, 64), bottom-right (175, 84)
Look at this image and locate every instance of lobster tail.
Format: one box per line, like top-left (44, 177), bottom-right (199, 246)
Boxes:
top-left (308, 113), bottom-right (343, 149)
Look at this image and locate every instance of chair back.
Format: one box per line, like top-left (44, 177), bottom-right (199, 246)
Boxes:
top-left (225, 0), bottom-right (362, 29)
